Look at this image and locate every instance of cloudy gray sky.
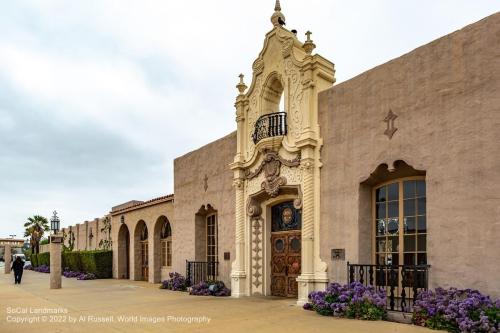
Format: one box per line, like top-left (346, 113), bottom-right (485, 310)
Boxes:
top-left (1, 0), bottom-right (498, 240)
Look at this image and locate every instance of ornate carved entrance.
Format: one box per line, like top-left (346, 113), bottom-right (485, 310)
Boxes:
top-left (270, 201), bottom-right (301, 297)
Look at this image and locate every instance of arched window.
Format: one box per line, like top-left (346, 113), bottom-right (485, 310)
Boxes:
top-left (160, 220), bottom-right (172, 267)
top-left (373, 177), bottom-right (427, 266)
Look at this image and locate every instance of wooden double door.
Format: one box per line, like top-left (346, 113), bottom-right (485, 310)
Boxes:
top-left (271, 231), bottom-right (301, 297)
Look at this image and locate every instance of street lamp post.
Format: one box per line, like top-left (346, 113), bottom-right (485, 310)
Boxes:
top-left (49, 211), bottom-right (62, 289)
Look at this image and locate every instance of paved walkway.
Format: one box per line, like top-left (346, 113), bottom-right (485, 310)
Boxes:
top-left (0, 270), bottom-right (432, 333)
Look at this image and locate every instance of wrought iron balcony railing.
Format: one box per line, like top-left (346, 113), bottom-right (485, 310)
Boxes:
top-left (252, 112), bottom-right (287, 144)
top-left (186, 260), bottom-right (219, 286)
top-left (347, 262), bottom-right (430, 312)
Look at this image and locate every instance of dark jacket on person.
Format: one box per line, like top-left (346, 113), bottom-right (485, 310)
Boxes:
top-left (12, 258), bottom-right (25, 272)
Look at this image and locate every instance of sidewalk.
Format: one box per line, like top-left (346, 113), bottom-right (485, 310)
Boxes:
top-left (0, 270), bottom-right (432, 333)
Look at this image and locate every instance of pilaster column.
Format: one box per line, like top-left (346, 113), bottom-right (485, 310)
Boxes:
top-left (231, 177), bottom-right (247, 297)
top-left (297, 157), bottom-right (316, 305)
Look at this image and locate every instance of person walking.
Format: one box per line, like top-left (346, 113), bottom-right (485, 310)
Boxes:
top-left (11, 256), bottom-right (25, 284)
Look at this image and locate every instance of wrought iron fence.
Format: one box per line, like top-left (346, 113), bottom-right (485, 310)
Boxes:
top-left (252, 112), bottom-right (287, 144)
top-left (186, 260), bottom-right (219, 286)
top-left (347, 262), bottom-right (430, 312)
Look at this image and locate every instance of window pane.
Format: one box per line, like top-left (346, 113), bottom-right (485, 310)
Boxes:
top-left (376, 203), bottom-right (386, 219)
top-left (387, 236), bottom-right (399, 252)
top-left (387, 183), bottom-right (399, 201)
top-left (387, 218), bottom-right (399, 235)
top-left (404, 235), bottom-right (416, 252)
top-left (404, 217), bottom-right (416, 234)
top-left (404, 253), bottom-right (415, 265)
top-left (388, 201), bottom-right (399, 218)
top-left (376, 187), bottom-right (386, 202)
top-left (376, 219), bottom-right (386, 235)
top-left (377, 237), bottom-right (386, 252)
top-left (417, 216), bottom-right (426, 233)
top-left (391, 253), bottom-right (399, 266)
top-left (417, 198), bottom-right (426, 215)
top-left (417, 253), bottom-right (427, 265)
top-left (387, 253), bottom-right (395, 266)
top-left (416, 180), bottom-right (426, 197)
top-left (404, 199), bottom-right (415, 216)
top-left (403, 180), bottom-right (416, 199)
top-left (417, 235), bottom-right (426, 252)
top-left (377, 254), bottom-right (386, 265)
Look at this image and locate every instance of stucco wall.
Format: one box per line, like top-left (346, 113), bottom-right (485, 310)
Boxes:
top-left (318, 13), bottom-right (500, 297)
top-left (61, 216), bottom-right (111, 252)
top-left (110, 198), bottom-right (174, 283)
top-left (173, 132), bottom-right (236, 286)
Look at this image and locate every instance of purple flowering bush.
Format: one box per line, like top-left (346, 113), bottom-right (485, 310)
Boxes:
top-left (412, 287), bottom-right (499, 332)
top-left (34, 265), bottom-right (50, 273)
top-left (76, 273), bottom-right (96, 280)
top-left (305, 282), bottom-right (386, 320)
top-left (190, 280), bottom-right (231, 297)
top-left (160, 272), bottom-right (189, 291)
top-left (63, 270), bottom-right (83, 278)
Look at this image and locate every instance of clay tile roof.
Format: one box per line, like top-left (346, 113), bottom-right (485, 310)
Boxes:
top-left (110, 194), bottom-right (174, 215)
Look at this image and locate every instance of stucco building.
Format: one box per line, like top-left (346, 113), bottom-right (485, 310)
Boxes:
top-left (60, 3), bottom-right (500, 308)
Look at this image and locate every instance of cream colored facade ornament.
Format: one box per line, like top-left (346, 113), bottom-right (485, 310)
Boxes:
top-left (230, 1), bottom-right (335, 304)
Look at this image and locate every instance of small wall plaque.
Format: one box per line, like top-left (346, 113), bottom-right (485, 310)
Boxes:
top-left (224, 252), bottom-right (230, 261)
top-left (50, 235), bottom-right (63, 244)
top-left (331, 248), bottom-right (345, 260)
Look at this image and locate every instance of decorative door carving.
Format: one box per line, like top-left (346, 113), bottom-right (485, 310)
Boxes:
top-left (270, 201), bottom-right (301, 298)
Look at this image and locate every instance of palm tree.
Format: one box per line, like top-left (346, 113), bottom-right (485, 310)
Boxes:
top-left (24, 215), bottom-right (49, 255)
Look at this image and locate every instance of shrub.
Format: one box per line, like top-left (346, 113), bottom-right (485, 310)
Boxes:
top-left (160, 272), bottom-right (189, 291)
top-left (78, 250), bottom-right (112, 278)
top-left (30, 254), bottom-right (38, 268)
top-left (37, 252), bottom-right (50, 266)
top-left (77, 273), bottom-right (96, 280)
top-left (34, 265), bottom-right (50, 273)
top-left (62, 251), bottom-right (82, 272)
top-left (63, 270), bottom-right (82, 278)
top-left (412, 287), bottom-right (499, 332)
top-left (190, 280), bottom-right (231, 297)
top-left (306, 282), bottom-right (386, 320)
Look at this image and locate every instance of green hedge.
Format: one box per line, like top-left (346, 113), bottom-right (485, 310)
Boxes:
top-left (31, 250), bottom-right (112, 279)
top-left (30, 254), bottom-right (38, 267)
top-left (38, 252), bottom-right (50, 266)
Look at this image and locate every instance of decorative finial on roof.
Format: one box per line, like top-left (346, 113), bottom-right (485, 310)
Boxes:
top-left (271, 0), bottom-right (286, 27)
top-left (303, 30), bottom-right (316, 55)
top-left (236, 74), bottom-right (247, 95)
top-left (274, 0), bottom-right (281, 11)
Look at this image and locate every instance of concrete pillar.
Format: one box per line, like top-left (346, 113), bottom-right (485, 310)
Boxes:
top-left (49, 238), bottom-right (62, 289)
top-left (4, 245), bottom-right (11, 274)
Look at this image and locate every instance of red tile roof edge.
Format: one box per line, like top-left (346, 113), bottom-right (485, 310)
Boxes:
top-left (110, 194), bottom-right (174, 215)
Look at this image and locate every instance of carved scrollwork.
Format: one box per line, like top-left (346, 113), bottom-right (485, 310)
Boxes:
top-left (245, 150), bottom-right (300, 197)
top-left (281, 38), bottom-right (294, 58)
top-left (247, 198), bottom-right (262, 217)
top-left (252, 58), bottom-right (264, 74)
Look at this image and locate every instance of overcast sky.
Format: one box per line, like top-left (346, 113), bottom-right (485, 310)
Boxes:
top-left (1, 0), bottom-right (498, 240)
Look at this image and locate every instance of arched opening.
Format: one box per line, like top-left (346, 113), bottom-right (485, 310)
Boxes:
top-left (189, 204), bottom-right (218, 284)
top-left (246, 185), bottom-right (301, 298)
top-left (261, 73), bottom-right (284, 115)
top-left (153, 215), bottom-right (171, 283)
top-left (134, 220), bottom-right (148, 281)
top-left (117, 224), bottom-right (130, 279)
